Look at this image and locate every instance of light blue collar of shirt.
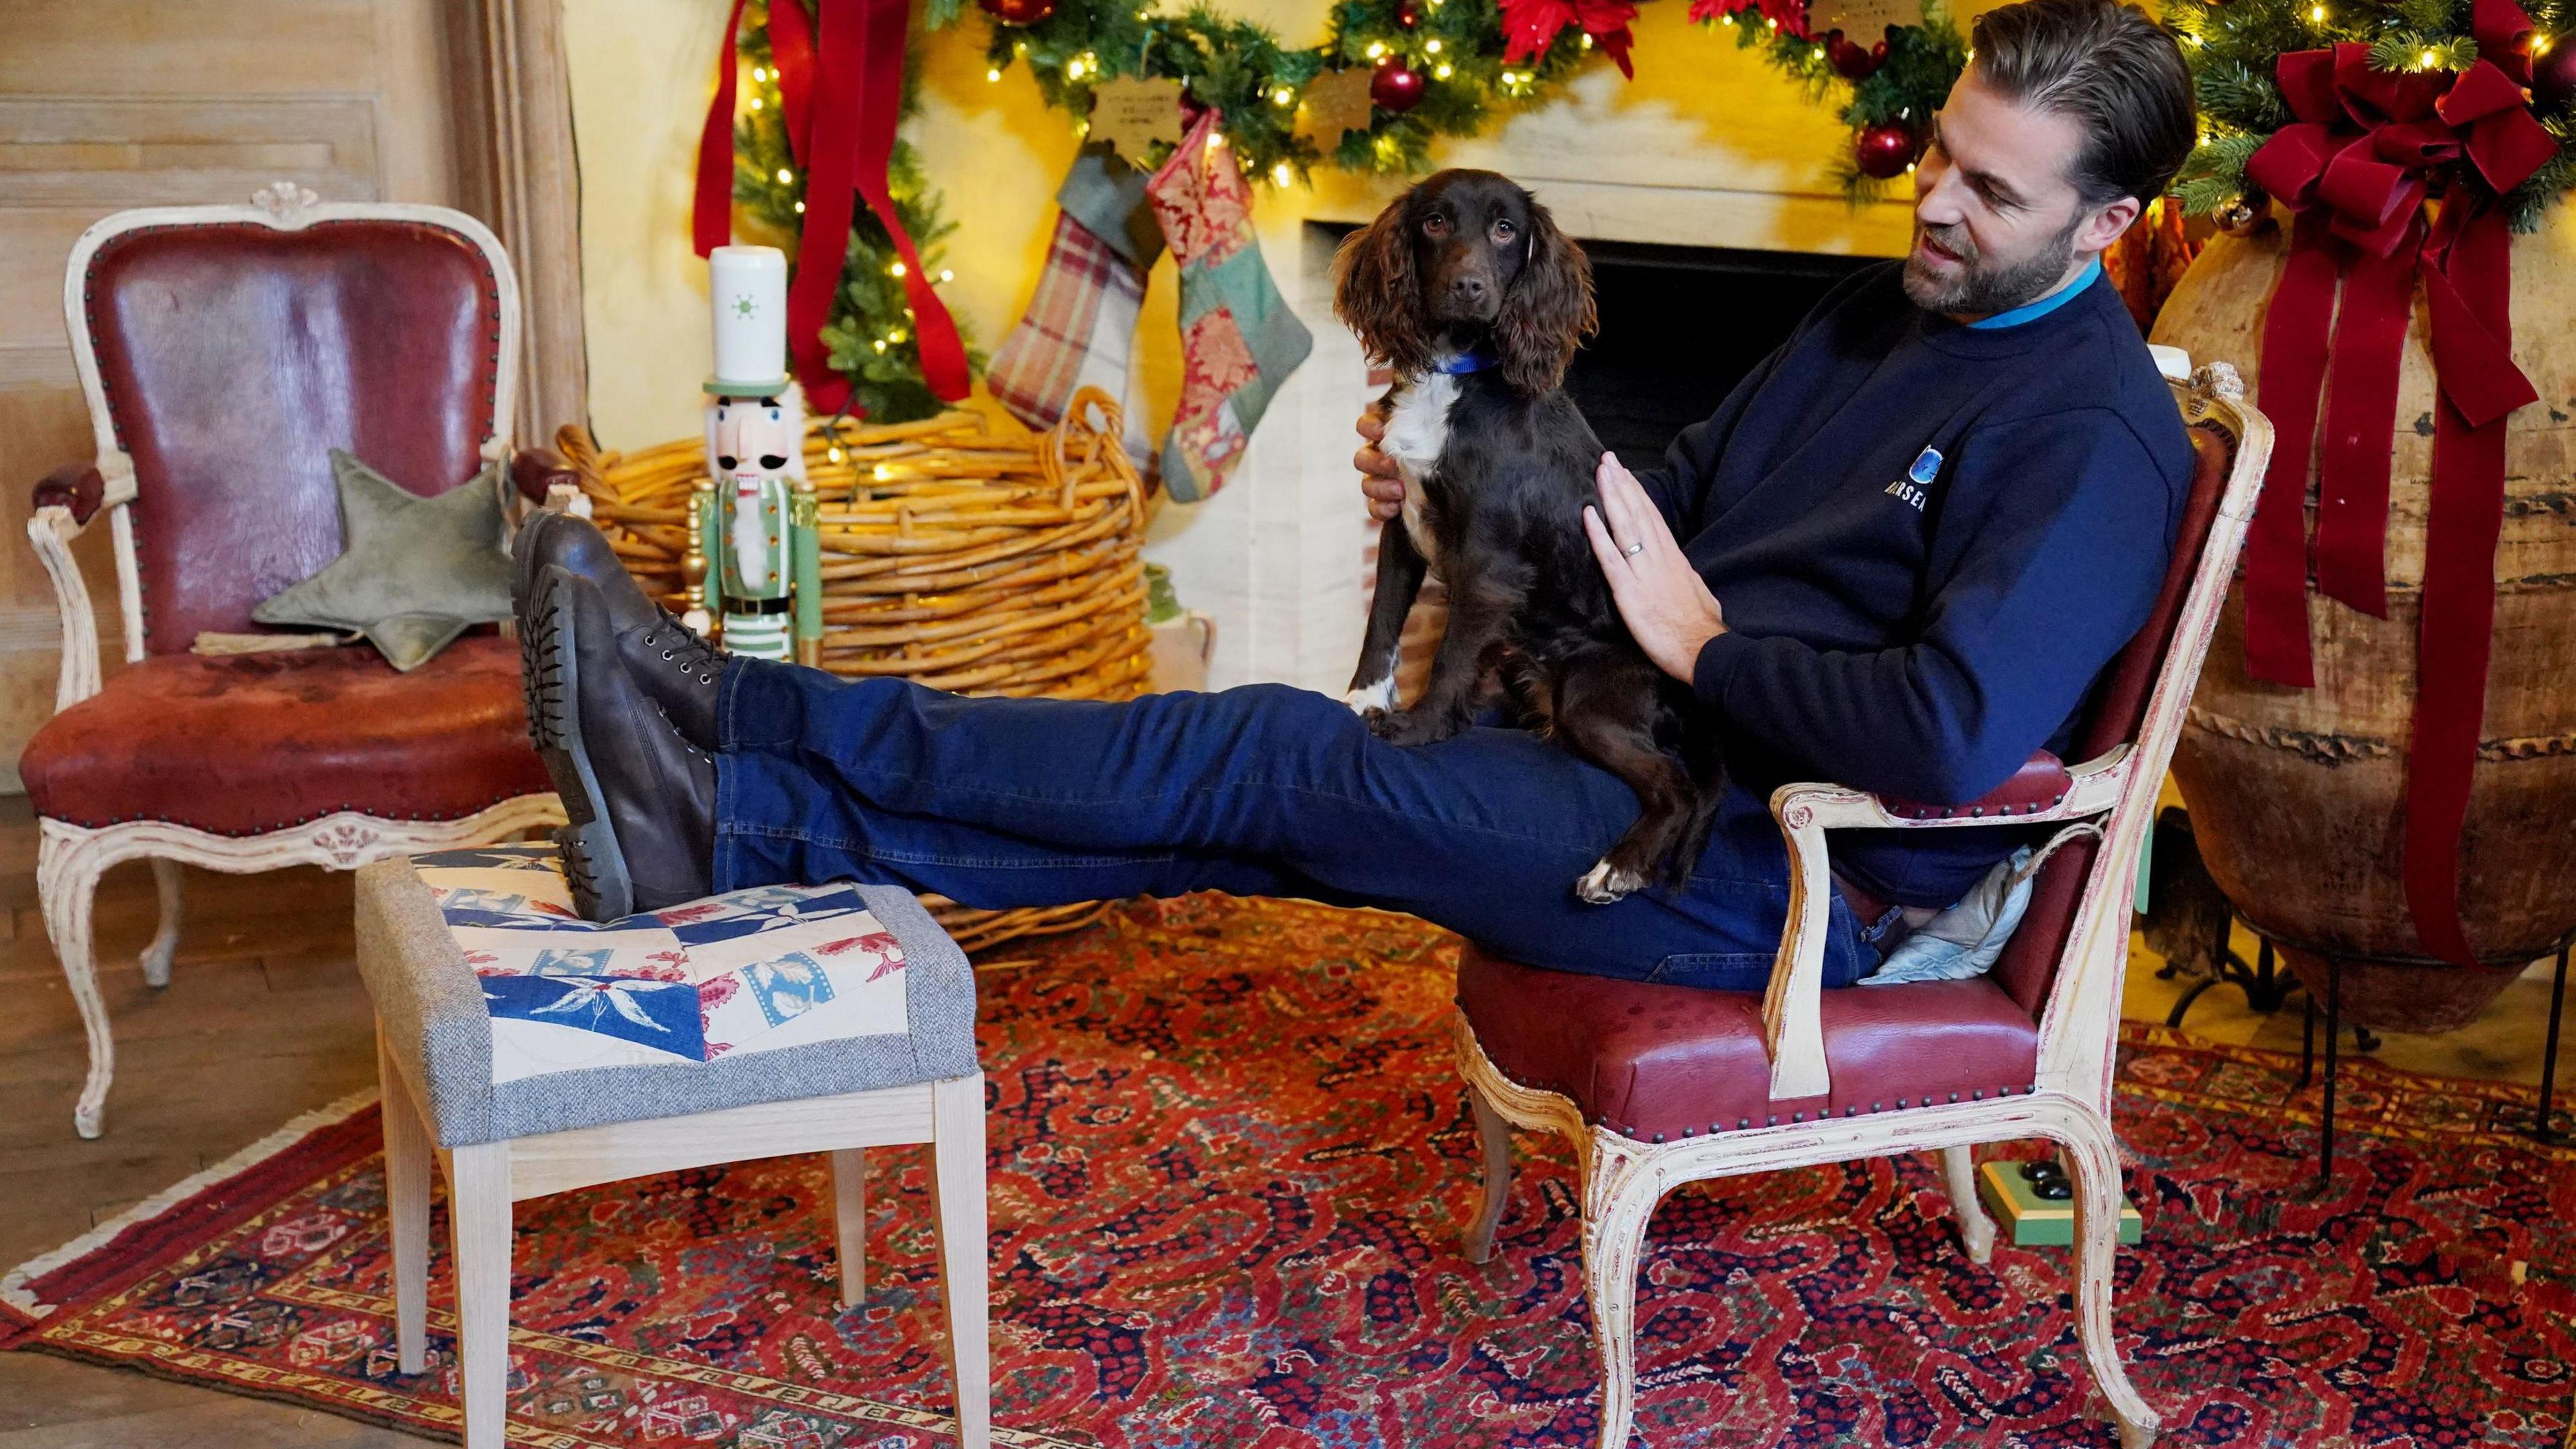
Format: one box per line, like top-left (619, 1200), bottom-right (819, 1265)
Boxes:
top-left (1964, 256), bottom-right (2101, 330)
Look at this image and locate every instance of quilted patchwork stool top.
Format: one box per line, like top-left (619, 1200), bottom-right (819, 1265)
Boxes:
top-left (355, 846), bottom-right (979, 1146)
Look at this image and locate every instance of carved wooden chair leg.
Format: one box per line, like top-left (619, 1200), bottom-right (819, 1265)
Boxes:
top-left (830, 1148), bottom-right (867, 1309)
top-left (140, 858), bottom-right (184, 989)
top-left (2046, 1099), bottom-right (2159, 1449)
top-left (1936, 1146), bottom-right (1996, 1264)
top-left (1462, 1083), bottom-right (1514, 1265)
top-left (1579, 1136), bottom-right (1663, 1449)
top-left (38, 830), bottom-right (115, 1138)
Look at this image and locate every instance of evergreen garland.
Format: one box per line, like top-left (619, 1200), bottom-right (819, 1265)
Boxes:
top-left (2166, 0), bottom-right (2576, 233)
top-left (718, 0), bottom-right (1970, 412)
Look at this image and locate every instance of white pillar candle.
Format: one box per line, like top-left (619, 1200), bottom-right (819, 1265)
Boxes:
top-left (709, 244), bottom-right (790, 392)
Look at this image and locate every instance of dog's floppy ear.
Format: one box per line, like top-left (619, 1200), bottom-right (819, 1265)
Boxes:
top-left (1334, 196), bottom-right (1434, 377)
top-left (1494, 197), bottom-right (1595, 395)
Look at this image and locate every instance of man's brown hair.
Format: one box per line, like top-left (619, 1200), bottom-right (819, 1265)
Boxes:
top-left (1969, 0), bottom-right (2198, 209)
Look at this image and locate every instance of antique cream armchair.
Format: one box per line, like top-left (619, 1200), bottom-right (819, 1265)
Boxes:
top-left (21, 187), bottom-right (570, 1137)
top-left (1452, 365), bottom-right (2270, 1449)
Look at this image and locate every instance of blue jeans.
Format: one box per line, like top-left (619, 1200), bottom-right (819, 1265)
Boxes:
top-left (713, 661), bottom-right (1880, 991)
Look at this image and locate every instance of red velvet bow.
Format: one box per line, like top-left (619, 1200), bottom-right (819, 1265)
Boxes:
top-left (1501, 0), bottom-right (1640, 76)
top-left (2237, 9), bottom-right (2554, 967)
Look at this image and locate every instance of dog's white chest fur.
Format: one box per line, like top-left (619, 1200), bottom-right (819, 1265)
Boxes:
top-left (1381, 370), bottom-right (1459, 568)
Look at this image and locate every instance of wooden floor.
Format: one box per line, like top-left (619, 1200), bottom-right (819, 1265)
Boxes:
top-left (0, 792), bottom-right (2563, 1444)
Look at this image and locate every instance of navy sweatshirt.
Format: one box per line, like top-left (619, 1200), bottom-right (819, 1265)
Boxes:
top-left (1634, 261), bottom-right (2191, 908)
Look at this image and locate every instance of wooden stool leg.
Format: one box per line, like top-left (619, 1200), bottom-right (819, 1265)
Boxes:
top-left (929, 1075), bottom-right (991, 1449)
top-left (447, 1142), bottom-right (514, 1449)
top-left (377, 1024), bottom-right (432, 1375)
top-left (830, 1148), bottom-right (867, 1309)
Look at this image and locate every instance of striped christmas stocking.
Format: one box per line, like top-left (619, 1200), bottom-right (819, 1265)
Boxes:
top-left (985, 148), bottom-right (1161, 461)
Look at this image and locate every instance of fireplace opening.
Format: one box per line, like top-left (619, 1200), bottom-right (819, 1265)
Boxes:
top-left (1562, 238), bottom-right (1883, 464)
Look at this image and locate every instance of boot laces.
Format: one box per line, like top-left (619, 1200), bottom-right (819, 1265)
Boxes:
top-left (646, 610), bottom-right (728, 685)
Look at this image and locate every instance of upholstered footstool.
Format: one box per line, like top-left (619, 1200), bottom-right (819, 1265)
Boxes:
top-left (354, 845), bottom-right (989, 1449)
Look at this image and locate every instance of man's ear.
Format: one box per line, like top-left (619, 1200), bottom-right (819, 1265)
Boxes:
top-left (2078, 195), bottom-right (2144, 256)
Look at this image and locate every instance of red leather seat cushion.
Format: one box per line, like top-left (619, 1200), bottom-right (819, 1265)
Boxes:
top-left (1456, 945), bottom-right (2039, 1142)
top-left (21, 636), bottom-right (551, 837)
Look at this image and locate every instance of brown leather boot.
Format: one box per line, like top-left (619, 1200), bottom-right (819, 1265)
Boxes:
top-left (514, 510), bottom-right (727, 749)
top-left (523, 564), bottom-right (716, 920)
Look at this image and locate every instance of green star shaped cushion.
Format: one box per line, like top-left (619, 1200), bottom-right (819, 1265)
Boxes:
top-left (252, 450), bottom-right (514, 672)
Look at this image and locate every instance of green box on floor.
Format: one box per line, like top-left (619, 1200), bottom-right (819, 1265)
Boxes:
top-left (1976, 1161), bottom-right (2143, 1247)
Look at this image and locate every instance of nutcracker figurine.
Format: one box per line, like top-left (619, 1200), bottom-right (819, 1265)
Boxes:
top-left (692, 245), bottom-right (824, 665)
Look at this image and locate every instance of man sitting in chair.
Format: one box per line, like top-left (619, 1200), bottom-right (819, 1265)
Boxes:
top-left (517, 0), bottom-right (2197, 993)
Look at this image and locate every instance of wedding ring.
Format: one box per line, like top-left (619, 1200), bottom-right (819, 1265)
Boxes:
top-left (1622, 541), bottom-right (1644, 557)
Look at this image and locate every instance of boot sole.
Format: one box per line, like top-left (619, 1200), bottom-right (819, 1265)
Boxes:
top-left (525, 567), bottom-right (637, 922)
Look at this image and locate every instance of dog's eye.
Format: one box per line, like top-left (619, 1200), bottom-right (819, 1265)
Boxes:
top-left (1491, 219), bottom-right (1517, 244)
top-left (1422, 215), bottom-right (1450, 238)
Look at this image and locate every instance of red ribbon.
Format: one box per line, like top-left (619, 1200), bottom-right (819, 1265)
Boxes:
top-left (692, 0), bottom-right (753, 259)
top-left (2239, 15), bottom-right (2551, 965)
top-left (694, 0), bottom-right (970, 415)
top-left (771, 0), bottom-right (818, 162)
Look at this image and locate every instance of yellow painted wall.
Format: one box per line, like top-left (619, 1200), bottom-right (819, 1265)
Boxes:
top-left (564, 0), bottom-right (1919, 452)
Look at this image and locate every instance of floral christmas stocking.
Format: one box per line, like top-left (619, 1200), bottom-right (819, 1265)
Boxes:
top-left (1143, 110), bottom-right (1313, 501)
top-left (985, 147), bottom-right (1163, 460)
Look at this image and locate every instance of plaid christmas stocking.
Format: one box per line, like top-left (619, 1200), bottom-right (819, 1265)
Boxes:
top-left (985, 148), bottom-right (1163, 460)
top-left (1144, 110), bottom-right (1312, 502)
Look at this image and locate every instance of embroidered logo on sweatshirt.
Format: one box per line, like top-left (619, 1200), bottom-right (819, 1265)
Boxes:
top-left (1884, 446), bottom-right (1942, 511)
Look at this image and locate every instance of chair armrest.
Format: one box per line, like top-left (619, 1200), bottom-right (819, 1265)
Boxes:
top-left (34, 462), bottom-right (105, 526)
top-left (25, 466), bottom-right (110, 713)
top-left (1756, 745), bottom-right (2135, 1101)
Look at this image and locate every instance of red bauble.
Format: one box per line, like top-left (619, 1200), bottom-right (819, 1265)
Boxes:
top-left (2533, 37), bottom-right (2576, 109)
top-left (1853, 121), bottom-right (1920, 179)
top-left (977, 0), bottom-right (1055, 24)
top-left (1396, 0), bottom-right (1421, 26)
top-left (1823, 27), bottom-right (1884, 78)
top-left (1371, 58), bottom-right (1426, 112)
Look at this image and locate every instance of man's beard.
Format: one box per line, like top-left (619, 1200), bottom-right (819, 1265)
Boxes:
top-left (1902, 213), bottom-right (2083, 317)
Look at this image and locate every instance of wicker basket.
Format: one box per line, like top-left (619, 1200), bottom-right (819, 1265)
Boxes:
top-left (561, 390), bottom-right (1152, 953)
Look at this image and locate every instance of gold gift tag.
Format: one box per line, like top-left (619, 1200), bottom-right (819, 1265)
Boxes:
top-left (1089, 76), bottom-right (1185, 165)
top-left (1811, 0), bottom-right (1919, 37)
top-left (1297, 68), bottom-right (1377, 145)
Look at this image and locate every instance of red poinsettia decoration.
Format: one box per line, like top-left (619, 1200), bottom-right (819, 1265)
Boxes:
top-left (1686, 0), bottom-right (1811, 40)
top-left (1501, 0), bottom-right (1641, 77)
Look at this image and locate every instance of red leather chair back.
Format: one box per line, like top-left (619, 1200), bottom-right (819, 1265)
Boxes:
top-left (81, 220), bottom-right (504, 656)
top-left (1988, 421), bottom-right (2234, 1015)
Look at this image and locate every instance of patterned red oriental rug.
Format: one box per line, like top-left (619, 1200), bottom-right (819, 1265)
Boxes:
top-left (5, 896), bottom-right (2571, 1447)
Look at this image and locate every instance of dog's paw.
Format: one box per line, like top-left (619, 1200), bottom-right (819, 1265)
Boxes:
top-left (1574, 859), bottom-right (1644, 904)
top-left (1344, 678), bottom-right (1397, 718)
top-left (1368, 708), bottom-right (1460, 747)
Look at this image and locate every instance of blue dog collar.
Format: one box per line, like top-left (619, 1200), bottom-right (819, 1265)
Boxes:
top-left (1435, 350), bottom-right (1496, 374)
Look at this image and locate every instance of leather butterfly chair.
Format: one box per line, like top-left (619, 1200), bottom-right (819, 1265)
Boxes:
top-left (20, 189), bottom-right (570, 1138)
top-left (1452, 364), bottom-right (2269, 1449)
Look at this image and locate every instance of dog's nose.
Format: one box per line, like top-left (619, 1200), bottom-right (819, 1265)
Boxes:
top-left (1450, 275), bottom-right (1489, 303)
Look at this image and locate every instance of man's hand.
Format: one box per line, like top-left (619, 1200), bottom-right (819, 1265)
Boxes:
top-left (1584, 452), bottom-right (1726, 683)
top-left (1354, 409), bottom-right (1403, 521)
